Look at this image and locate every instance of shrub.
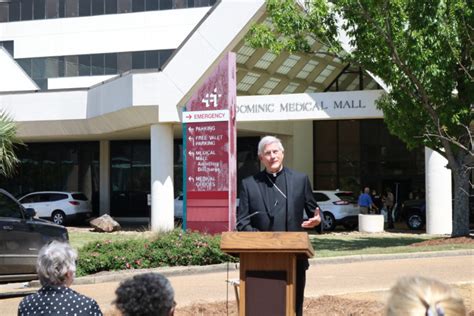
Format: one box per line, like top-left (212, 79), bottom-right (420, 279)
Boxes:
top-left (76, 229), bottom-right (237, 276)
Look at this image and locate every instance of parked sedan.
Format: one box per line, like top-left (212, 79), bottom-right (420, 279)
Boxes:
top-left (313, 190), bottom-right (359, 231)
top-left (0, 188), bottom-right (68, 283)
top-left (19, 191), bottom-right (92, 225)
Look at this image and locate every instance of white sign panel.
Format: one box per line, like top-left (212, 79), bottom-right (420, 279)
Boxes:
top-left (182, 109), bottom-right (229, 123)
top-left (236, 90), bottom-right (385, 122)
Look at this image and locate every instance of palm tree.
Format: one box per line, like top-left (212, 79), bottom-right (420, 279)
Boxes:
top-left (0, 111), bottom-right (23, 177)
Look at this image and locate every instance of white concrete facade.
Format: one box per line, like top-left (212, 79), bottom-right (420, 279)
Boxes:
top-left (0, 0), bottom-right (452, 232)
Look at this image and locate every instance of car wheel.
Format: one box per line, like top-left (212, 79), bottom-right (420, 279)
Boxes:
top-left (322, 212), bottom-right (336, 231)
top-left (52, 210), bottom-right (66, 226)
top-left (406, 212), bottom-right (424, 230)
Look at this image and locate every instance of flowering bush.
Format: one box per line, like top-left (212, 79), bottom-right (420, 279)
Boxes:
top-left (76, 229), bottom-right (237, 276)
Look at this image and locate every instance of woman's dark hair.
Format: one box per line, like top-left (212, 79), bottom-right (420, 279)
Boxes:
top-left (114, 273), bottom-right (175, 316)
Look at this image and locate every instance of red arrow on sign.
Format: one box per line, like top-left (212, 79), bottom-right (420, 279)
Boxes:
top-left (186, 114), bottom-right (192, 119)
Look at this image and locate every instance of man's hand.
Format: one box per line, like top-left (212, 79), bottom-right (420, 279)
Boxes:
top-left (301, 208), bottom-right (322, 228)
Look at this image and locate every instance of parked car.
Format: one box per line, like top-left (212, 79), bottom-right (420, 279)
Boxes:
top-left (19, 191), bottom-right (92, 225)
top-left (313, 190), bottom-right (359, 231)
top-left (0, 188), bottom-right (68, 283)
top-left (400, 195), bottom-right (474, 230)
top-left (400, 199), bottom-right (426, 230)
top-left (174, 194), bottom-right (183, 220)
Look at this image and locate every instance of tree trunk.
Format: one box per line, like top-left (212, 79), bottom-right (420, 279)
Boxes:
top-left (451, 164), bottom-right (470, 237)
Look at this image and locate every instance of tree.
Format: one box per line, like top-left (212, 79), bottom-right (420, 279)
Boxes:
top-left (248, 0), bottom-right (473, 236)
top-left (0, 111), bottom-right (22, 178)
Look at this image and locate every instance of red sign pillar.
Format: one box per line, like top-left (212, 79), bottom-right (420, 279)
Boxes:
top-left (183, 53), bottom-right (237, 233)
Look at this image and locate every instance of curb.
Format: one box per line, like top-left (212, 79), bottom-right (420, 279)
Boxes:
top-left (2, 249), bottom-right (472, 298)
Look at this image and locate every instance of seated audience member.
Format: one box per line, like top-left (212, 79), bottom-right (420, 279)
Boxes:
top-left (386, 276), bottom-right (466, 316)
top-left (18, 241), bottom-right (102, 315)
top-left (114, 272), bottom-right (175, 316)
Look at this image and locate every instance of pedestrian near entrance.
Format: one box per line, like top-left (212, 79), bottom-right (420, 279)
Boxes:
top-left (383, 187), bottom-right (395, 228)
top-left (237, 135), bottom-right (321, 316)
top-left (358, 187), bottom-right (377, 214)
top-left (18, 241), bottom-right (102, 316)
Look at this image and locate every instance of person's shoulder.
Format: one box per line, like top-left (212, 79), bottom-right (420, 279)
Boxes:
top-left (242, 171), bottom-right (264, 183)
top-left (284, 167), bottom-right (307, 178)
top-left (68, 288), bottom-right (100, 306)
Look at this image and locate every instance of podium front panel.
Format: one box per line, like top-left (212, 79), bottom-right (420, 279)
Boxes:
top-left (246, 270), bottom-right (286, 315)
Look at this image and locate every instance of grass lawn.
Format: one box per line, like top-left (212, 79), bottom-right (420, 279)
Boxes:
top-left (68, 227), bottom-right (473, 259)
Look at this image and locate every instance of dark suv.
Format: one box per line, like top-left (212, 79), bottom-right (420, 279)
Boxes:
top-left (0, 188), bottom-right (68, 283)
top-left (400, 196), bottom-right (474, 230)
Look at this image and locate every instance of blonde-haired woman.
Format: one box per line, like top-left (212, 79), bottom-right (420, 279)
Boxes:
top-left (386, 276), bottom-right (466, 316)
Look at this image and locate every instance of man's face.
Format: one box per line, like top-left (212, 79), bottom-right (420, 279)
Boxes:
top-left (259, 142), bottom-right (284, 173)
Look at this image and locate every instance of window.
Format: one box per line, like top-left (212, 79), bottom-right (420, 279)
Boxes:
top-left (91, 0), bottom-right (104, 15)
top-left (105, 0), bottom-right (117, 13)
top-left (59, 0), bottom-right (65, 17)
top-left (132, 0), bottom-right (145, 12)
top-left (31, 58), bottom-right (46, 79)
top-left (91, 54), bottom-right (105, 75)
top-left (48, 193), bottom-right (68, 201)
top-left (78, 55), bottom-right (91, 76)
top-left (34, 0), bottom-right (46, 19)
top-left (20, 194), bottom-right (41, 204)
top-left (0, 4), bottom-right (9, 22)
top-left (117, 52), bottom-right (132, 72)
top-left (145, 50), bottom-right (159, 69)
top-left (132, 51), bottom-right (145, 69)
top-left (8, 2), bottom-right (20, 21)
top-left (72, 193), bottom-right (88, 201)
top-left (21, 0), bottom-right (33, 20)
top-left (145, 0), bottom-right (158, 10)
top-left (104, 53), bottom-right (117, 74)
top-left (79, 0), bottom-right (91, 16)
top-left (0, 41), bottom-right (14, 57)
top-left (335, 192), bottom-right (357, 204)
top-left (0, 193), bottom-right (22, 218)
top-left (117, 0), bottom-right (131, 13)
top-left (17, 59), bottom-right (32, 76)
top-left (8, 2), bottom-right (20, 20)
top-left (173, 0), bottom-right (186, 9)
top-left (64, 56), bottom-right (79, 77)
top-left (160, 0), bottom-right (172, 10)
top-left (159, 49), bottom-right (173, 68)
top-left (45, 57), bottom-right (59, 78)
top-left (313, 192), bottom-right (330, 202)
top-left (46, 0), bottom-right (59, 18)
top-left (65, 0), bottom-right (79, 17)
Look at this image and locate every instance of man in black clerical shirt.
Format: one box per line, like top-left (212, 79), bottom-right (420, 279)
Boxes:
top-left (237, 135), bottom-right (321, 316)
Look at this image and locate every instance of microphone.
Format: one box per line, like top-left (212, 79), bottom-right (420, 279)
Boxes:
top-left (235, 211), bottom-right (260, 230)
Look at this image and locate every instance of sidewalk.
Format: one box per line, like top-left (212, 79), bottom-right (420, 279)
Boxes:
top-left (1, 249), bottom-right (472, 299)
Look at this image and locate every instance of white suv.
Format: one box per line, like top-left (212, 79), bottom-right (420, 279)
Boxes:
top-left (19, 191), bottom-right (92, 225)
top-left (313, 190), bottom-right (359, 231)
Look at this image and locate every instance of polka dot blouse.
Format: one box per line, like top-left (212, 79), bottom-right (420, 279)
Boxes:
top-left (18, 285), bottom-right (103, 316)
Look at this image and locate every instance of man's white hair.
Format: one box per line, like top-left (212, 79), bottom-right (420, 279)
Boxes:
top-left (258, 136), bottom-right (284, 156)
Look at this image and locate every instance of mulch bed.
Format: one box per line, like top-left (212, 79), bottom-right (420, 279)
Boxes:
top-left (175, 296), bottom-right (385, 315)
top-left (410, 236), bottom-right (474, 246)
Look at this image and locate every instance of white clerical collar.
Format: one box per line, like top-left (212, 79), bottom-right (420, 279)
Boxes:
top-left (266, 166), bottom-right (284, 177)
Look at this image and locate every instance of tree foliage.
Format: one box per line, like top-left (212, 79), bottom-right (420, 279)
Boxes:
top-left (0, 111), bottom-right (22, 177)
top-left (248, 0), bottom-right (473, 235)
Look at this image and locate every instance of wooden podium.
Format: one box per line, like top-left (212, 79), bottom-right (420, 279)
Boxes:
top-left (220, 232), bottom-right (314, 316)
